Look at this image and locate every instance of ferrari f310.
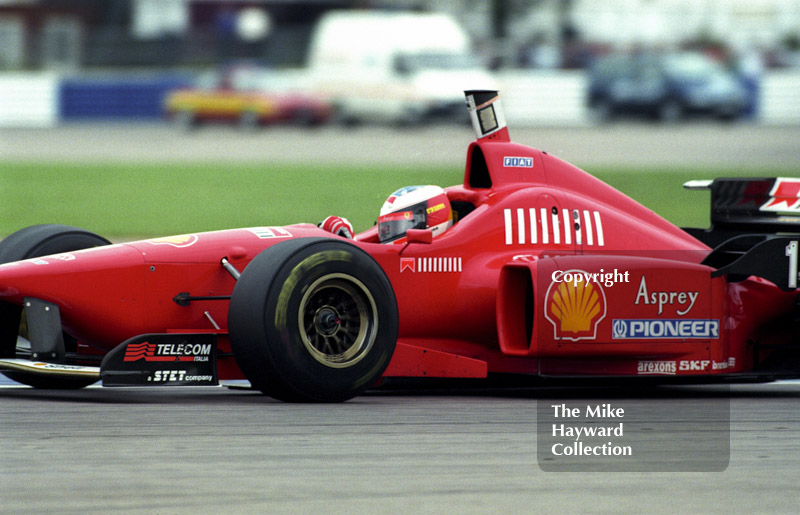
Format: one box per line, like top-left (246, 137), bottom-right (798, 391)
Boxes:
top-left (1, 90), bottom-right (798, 401)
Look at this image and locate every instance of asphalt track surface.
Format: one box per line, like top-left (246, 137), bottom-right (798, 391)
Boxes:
top-left (1, 122), bottom-right (799, 168)
top-left (1, 380), bottom-right (800, 513)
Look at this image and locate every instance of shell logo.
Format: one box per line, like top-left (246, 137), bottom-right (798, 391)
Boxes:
top-left (146, 234), bottom-right (199, 248)
top-left (544, 270), bottom-right (607, 341)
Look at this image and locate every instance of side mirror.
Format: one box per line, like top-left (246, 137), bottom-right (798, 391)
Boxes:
top-left (406, 229), bottom-right (433, 244)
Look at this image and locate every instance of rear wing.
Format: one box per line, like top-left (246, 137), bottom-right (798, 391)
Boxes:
top-left (683, 177), bottom-right (800, 247)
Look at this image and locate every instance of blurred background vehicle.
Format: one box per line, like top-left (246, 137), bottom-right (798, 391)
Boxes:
top-left (587, 51), bottom-right (750, 122)
top-left (0, 0), bottom-right (799, 128)
top-left (306, 10), bottom-right (496, 126)
top-left (164, 64), bottom-right (331, 129)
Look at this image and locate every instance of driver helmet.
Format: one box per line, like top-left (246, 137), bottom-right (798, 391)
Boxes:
top-left (378, 185), bottom-right (453, 243)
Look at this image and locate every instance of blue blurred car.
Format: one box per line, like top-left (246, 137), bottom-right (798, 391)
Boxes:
top-left (588, 52), bottom-right (749, 122)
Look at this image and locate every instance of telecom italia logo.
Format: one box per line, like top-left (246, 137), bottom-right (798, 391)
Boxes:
top-left (612, 319), bottom-right (719, 339)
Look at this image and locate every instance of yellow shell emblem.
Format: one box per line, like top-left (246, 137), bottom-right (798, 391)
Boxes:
top-left (146, 234), bottom-right (199, 248)
top-left (550, 281), bottom-right (601, 333)
top-left (545, 269), bottom-right (607, 341)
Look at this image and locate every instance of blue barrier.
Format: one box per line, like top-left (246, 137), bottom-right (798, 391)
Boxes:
top-left (59, 74), bottom-right (192, 120)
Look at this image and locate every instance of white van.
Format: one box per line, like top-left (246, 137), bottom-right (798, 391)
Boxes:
top-left (307, 10), bottom-right (497, 125)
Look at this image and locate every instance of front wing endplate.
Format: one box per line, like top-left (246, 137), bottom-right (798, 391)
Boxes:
top-left (100, 333), bottom-right (219, 386)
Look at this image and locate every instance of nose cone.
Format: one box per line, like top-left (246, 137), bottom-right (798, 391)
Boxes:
top-left (0, 243), bottom-right (149, 349)
top-left (0, 243), bottom-right (144, 305)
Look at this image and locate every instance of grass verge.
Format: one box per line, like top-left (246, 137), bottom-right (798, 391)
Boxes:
top-left (1, 162), bottom-right (795, 238)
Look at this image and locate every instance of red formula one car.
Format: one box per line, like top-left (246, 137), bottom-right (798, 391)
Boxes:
top-left (1, 91), bottom-right (798, 401)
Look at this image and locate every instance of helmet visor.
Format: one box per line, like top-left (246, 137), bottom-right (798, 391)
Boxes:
top-left (378, 206), bottom-right (426, 242)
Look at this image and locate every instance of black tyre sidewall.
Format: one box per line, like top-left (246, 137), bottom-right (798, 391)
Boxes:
top-left (0, 224), bottom-right (111, 264)
top-left (229, 238), bottom-right (398, 402)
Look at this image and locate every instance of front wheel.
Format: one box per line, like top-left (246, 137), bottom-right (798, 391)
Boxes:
top-left (228, 238), bottom-right (398, 402)
top-left (172, 109), bottom-right (197, 130)
top-left (658, 100), bottom-right (683, 123)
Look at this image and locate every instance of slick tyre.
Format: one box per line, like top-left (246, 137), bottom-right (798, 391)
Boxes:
top-left (0, 224), bottom-right (111, 389)
top-left (228, 238), bottom-right (398, 402)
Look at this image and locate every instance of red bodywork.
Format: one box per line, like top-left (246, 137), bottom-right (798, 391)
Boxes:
top-left (0, 130), bottom-right (797, 385)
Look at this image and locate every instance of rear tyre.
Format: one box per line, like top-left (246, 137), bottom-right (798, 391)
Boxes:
top-left (228, 238), bottom-right (398, 402)
top-left (239, 110), bottom-right (261, 129)
top-left (658, 99), bottom-right (683, 123)
top-left (589, 98), bottom-right (613, 123)
top-left (0, 224), bottom-right (111, 388)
